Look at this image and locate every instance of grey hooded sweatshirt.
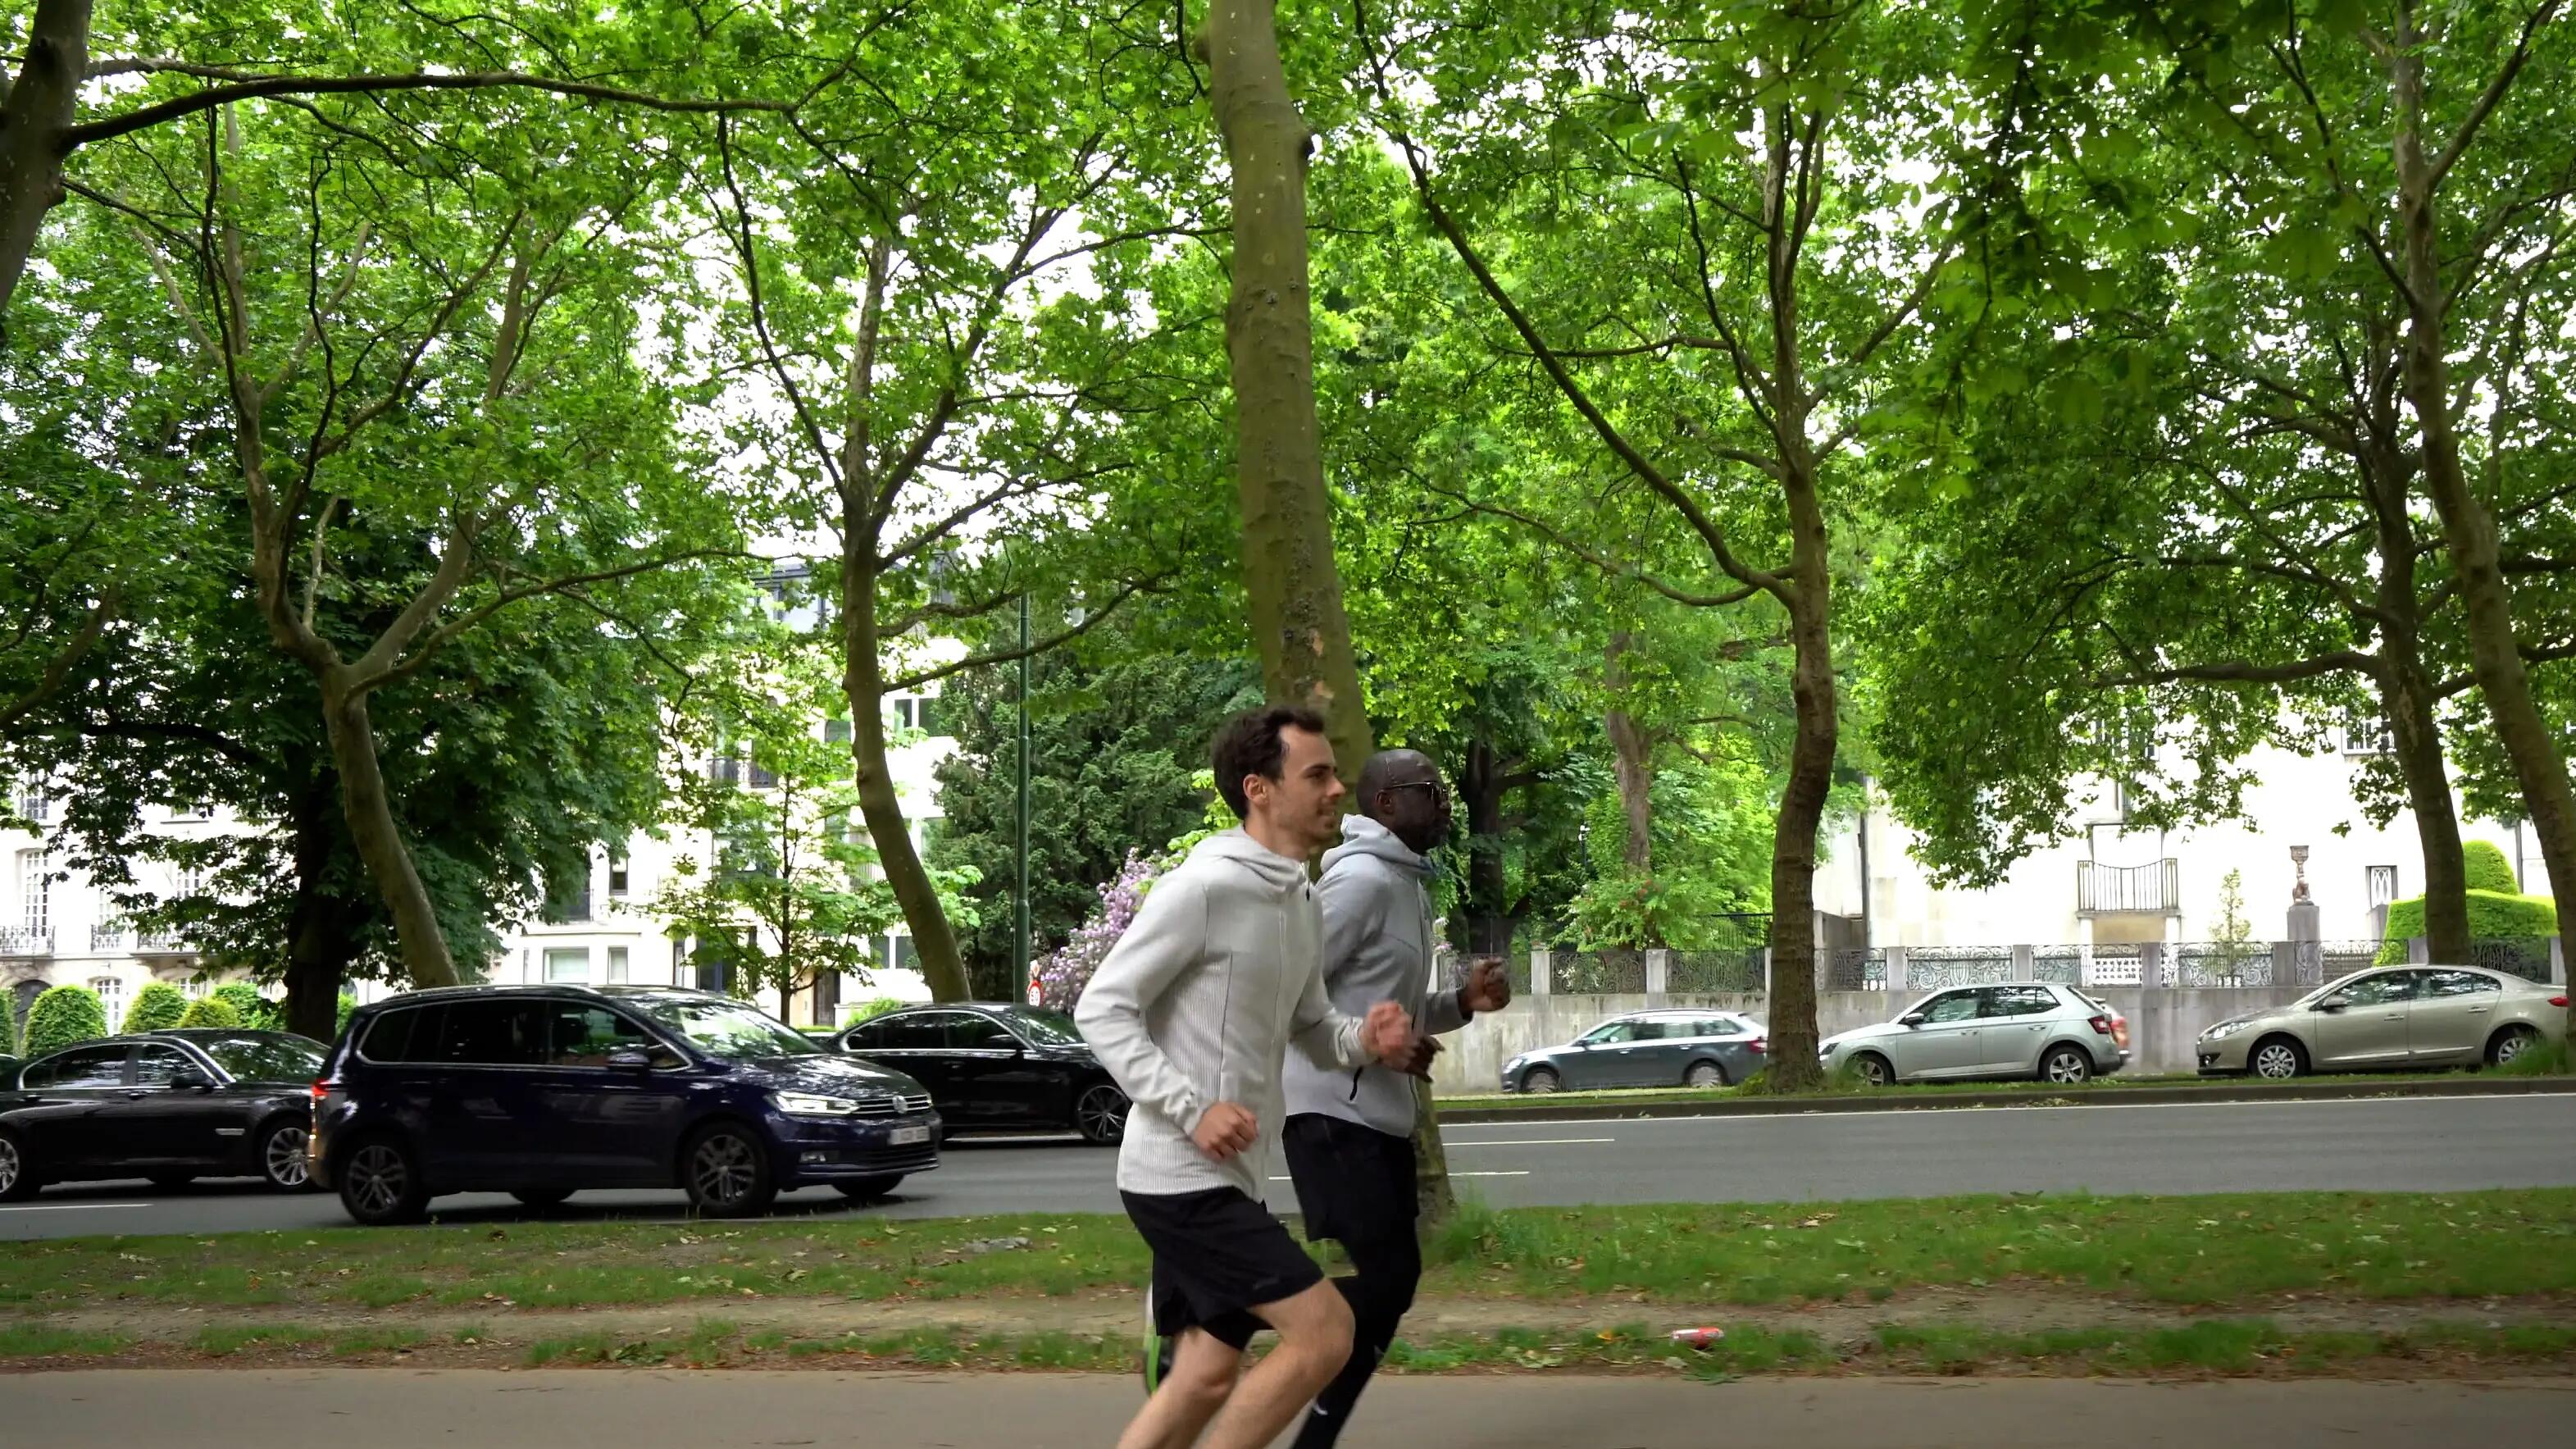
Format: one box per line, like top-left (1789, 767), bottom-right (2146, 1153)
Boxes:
top-left (1283, 813), bottom-right (1472, 1137)
top-left (1074, 829), bottom-right (1377, 1201)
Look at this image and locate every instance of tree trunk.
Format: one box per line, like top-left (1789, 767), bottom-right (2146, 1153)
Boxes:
top-left (1200, 0), bottom-right (1371, 775)
top-left (1764, 463), bottom-right (1835, 1091)
top-left (0, 0), bottom-right (89, 317)
top-left (2389, 36), bottom-right (2576, 1016)
top-left (318, 675), bottom-right (459, 988)
top-left (1458, 736), bottom-right (1515, 954)
top-left (2364, 471), bottom-right (2471, 961)
top-left (1202, 0), bottom-right (1464, 1212)
top-left (281, 774), bottom-right (364, 1042)
top-left (839, 532), bottom-right (972, 1003)
top-left (1604, 631), bottom-right (1655, 877)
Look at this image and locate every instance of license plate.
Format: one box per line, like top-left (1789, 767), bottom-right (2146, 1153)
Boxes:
top-left (890, 1125), bottom-right (931, 1146)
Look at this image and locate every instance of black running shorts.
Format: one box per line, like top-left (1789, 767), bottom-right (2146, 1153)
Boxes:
top-left (1122, 1185), bottom-right (1326, 1351)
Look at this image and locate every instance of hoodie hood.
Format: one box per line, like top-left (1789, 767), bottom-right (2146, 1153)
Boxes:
top-left (1189, 827), bottom-right (1312, 894)
top-left (1322, 812), bottom-right (1428, 878)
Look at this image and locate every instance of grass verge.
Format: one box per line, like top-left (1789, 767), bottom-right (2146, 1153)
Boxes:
top-left (7, 1190), bottom-right (2574, 1314)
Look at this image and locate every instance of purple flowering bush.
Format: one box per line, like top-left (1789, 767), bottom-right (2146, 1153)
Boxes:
top-left (1030, 850), bottom-right (1167, 1009)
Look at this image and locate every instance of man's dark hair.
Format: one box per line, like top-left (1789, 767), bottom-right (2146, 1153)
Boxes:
top-left (1211, 705), bottom-right (1329, 819)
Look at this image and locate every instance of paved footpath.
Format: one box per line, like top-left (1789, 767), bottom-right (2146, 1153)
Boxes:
top-left (11, 1370), bottom-right (2573, 1447)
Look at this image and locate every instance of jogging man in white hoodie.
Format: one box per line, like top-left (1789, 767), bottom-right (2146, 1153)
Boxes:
top-left (1075, 706), bottom-right (1417, 1449)
top-left (1281, 748), bottom-right (1511, 1448)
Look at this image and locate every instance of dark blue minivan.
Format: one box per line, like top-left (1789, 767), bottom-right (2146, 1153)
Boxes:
top-left (312, 985), bottom-right (939, 1224)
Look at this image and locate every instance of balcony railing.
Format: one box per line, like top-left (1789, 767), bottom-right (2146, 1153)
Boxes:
top-left (2077, 859), bottom-right (2180, 916)
top-left (91, 923), bottom-right (130, 950)
top-left (0, 925), bottom-right (54, 955)
top-left (134, 930), bottom-right (189, 953)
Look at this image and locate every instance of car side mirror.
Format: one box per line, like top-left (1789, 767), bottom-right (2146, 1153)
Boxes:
top-left (1900, 1013), bottom-right (1927, 1028)
top-left (169, 1066), bottom-right (213, 1091)
top-left (2312, 997), bottom-right (2349, 1014)
top-left (607, 1050), bottom-right (655, 1072)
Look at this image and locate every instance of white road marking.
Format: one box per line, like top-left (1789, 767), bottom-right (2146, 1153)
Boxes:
top-left (1446, 1137), bottom-right (1614, 1146)
top-left (0, 1202), bottom-right (151, 1213)
top-left (1451, 1170), bottom-right (1532, 1178)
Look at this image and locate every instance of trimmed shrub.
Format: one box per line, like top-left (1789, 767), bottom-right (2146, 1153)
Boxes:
top-left (2, 988), bottom-right (19, 1055)
top-left (175, 996), bottom-right (243, 1029)
top-left (2462, 841), bottom-right (2520, 895)
top-left (336, 993), bottom-right (357, 1035)
top-left (210, 982), bottom-right (277, 1030)
top-left (2377, 889), bottom-right (2559, 964)
top-left (121, 982), bottom-right (189, 1034)
top-left (22, 985), bottom-right (108, 1056)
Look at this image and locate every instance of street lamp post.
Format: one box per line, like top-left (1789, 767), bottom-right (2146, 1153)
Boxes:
top-left (1015, 595), bottom-right (1032, 1001)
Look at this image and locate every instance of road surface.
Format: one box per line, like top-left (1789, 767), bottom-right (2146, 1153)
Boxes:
top-left (12, 1369), bottom-right (2572, 1447)
top-left (5, 1093), bottom-right (2571, 1240)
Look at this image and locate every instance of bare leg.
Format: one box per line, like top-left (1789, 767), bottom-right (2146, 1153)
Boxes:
top-left (1197, 1281), bottom-right (1356, 1449)
top-left (1114, 1328), bottom-right (1240, 1449)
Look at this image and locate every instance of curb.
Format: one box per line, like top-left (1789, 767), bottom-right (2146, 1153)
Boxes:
top-left (1436, 1073), bottom-right (2576, 1123)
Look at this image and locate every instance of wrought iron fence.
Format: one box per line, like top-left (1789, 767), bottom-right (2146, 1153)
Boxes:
top-left (89, 923), bottom-right (129, 950)
top-left (2173, 941), bottom-right (2272, 987)
top-left (1826, 947), bottom-right (1886, 991)
top-left (1668, 949), bottom-right (1764, 993)
top-left (2300, 940), bottom-right (2383, 988)
top-left (1905, 945), bottom-right (2014, 989)
top-left (0, 925), bottom-right (52, 955)
top-left (2467, 936), bottom-right (2555, 983)
top-left (2082, 943), bottom-right (2146, 987)
top-left (1553, 948), bottom-right (1648, 995)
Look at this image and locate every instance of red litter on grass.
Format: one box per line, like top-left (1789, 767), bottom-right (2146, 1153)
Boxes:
top-left (1669, 1328), bottom-right (1726, 1350)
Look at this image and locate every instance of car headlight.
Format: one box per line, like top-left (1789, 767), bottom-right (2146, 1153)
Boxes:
top-left (1503, 1055), bottom-right (1525, 1073)
top-left (2201, 1020), bottom-right (2252, 1041)
top-left (774, 1091), bottom-right (860, 1117)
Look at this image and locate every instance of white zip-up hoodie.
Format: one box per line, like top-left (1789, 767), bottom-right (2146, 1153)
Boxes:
top-left (1074, 829), bottom-right (1375, 1200)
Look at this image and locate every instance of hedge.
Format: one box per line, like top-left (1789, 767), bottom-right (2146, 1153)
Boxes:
top-left (2463, 841), bottom-right (2520, 895)
top-left (2, 988), bottom-right (19, 1055)
top-left (211, 982), bottom-right (278, 1030)
top-left (175, 996), bottom-right (243, 1029)
top-left (121, 982), bottom-right (189, 1034)
top-left (2377, 888), bottom-right (2560, 964)
top-left (21, 985), bottom-right (108, 1056)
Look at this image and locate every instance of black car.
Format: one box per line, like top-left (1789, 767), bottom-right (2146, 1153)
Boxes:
top-left (0, 1055), bottom-right (19, 1089)
top-left (313, 985), bottom-right (941, 1225)
top-left (0, 1029), bottom-right (330, 1201)
top-left (834, 1003), bottom-right (1129, 1145)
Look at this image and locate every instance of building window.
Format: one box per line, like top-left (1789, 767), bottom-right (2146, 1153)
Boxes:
top-left (2343, 714), bottom-right (2394, 755)
top-left (826, 718), bottom-right (852, 745)
top-left (671, 937), bottom-right (686, 983)
top-left (2367, 865), bottom-right (2399, 907)
top-left (608, 856), bottom-right (630, 898)
top-left (90, 974), bottom-right (124, 1025)
top-left (19, 850), bottom-right (49, 934)
top-left (12, 779), bottom-right (48, 822)
top-left (606, 945), bottom-right (630, 984)
top-left (173, 864), bottom-right (209, 900)
top-left (543, 867), bottom-right (593, 925)
top-left (544, 947), bottom-right (589, 983)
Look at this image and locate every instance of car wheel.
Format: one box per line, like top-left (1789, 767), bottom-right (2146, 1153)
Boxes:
top-left (511, 1188), bottom-right (574, 1210)
top-left (1074, 1083), bottom-right (1131, 1146)
top-left (148, 1173), bottom-right (197, 1191)
top-left (257, 1120), bottom-right (314, 1193)
top-left (337, 1137), bottom-right (429, 1226)
top-left (0, 1130), bottom-right (36, 1201)
top-left (1684, 1060), bottom-right (1729, 1088)
top-left (1521, 1066), bottom-right (1561, 1094)
top-left (2249, 1036), bottom-right (2307, 1081)
top-left (1850, 1052), bottom-right (1894, 1088)
top-left (2487, 1024), bottom-right (2542, 1069)
top-left (2040, 1046), bottom-right (2093, 1085)
top-left (682, 1123), bottom-right (776, 1218)
top-left (834, 1175), bottom-right (903, 1201)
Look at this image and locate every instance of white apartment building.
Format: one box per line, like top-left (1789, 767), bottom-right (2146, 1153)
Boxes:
top-left (1814, 720), bottom-right (2555, 952)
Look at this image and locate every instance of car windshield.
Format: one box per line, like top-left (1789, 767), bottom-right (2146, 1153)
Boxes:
top-left (1004, 1008), bottom-right (1085, 1046)
top-left (633, 996), bottom-right (818, 1059)
top-left (198, 1033), bottom-right (328, 1082)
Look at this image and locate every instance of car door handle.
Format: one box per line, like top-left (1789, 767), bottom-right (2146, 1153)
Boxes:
top-left (2381, 1013), bottom-right (2405, 1020)
top-left (125, 1091), bottom-right (149, 1100)
top-left (2467, 1006), bottom-right (2492, 1015)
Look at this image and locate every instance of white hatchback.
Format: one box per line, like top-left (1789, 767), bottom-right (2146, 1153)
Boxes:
top-left (1818, 983), bottom-right (2132, 1086)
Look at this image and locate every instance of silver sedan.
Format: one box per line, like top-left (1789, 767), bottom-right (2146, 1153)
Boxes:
top-left (2196, 964), bottom-right (2569, 1078)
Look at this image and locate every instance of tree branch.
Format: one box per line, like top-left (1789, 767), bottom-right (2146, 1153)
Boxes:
top-left (1416, 479), bottom-right (1765, 608)
top-left (877, 576), bottom-right (1160, 694)
top-left (0, 590), bottom-right (120, 737)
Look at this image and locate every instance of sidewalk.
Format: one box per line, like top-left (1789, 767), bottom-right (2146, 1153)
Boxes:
top-left (12, 1369), bottom-right (2573, 1447)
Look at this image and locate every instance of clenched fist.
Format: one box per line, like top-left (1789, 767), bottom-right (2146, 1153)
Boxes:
top-left (1362, 1000), bottom-right (1417, 1066)
top-left (1463, 957), bottom-right (1513, 1014)
top-left (1192, 1101), bottom-right (1258, 1160)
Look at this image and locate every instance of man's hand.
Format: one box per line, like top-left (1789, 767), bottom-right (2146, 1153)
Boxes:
top-left (1393, 1035), bottom-right (1444, 1079)
top-left (1362, 1000), bottom-right (1416, 1066)
top-left (1192, 1101), bottom-right (1258, 1161)
top-left (1462, 956), bottom-right (1513, 1014)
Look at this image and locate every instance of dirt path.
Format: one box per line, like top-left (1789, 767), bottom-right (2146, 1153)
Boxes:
top-left (17, 1285), bottom-right (2570, 1348)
